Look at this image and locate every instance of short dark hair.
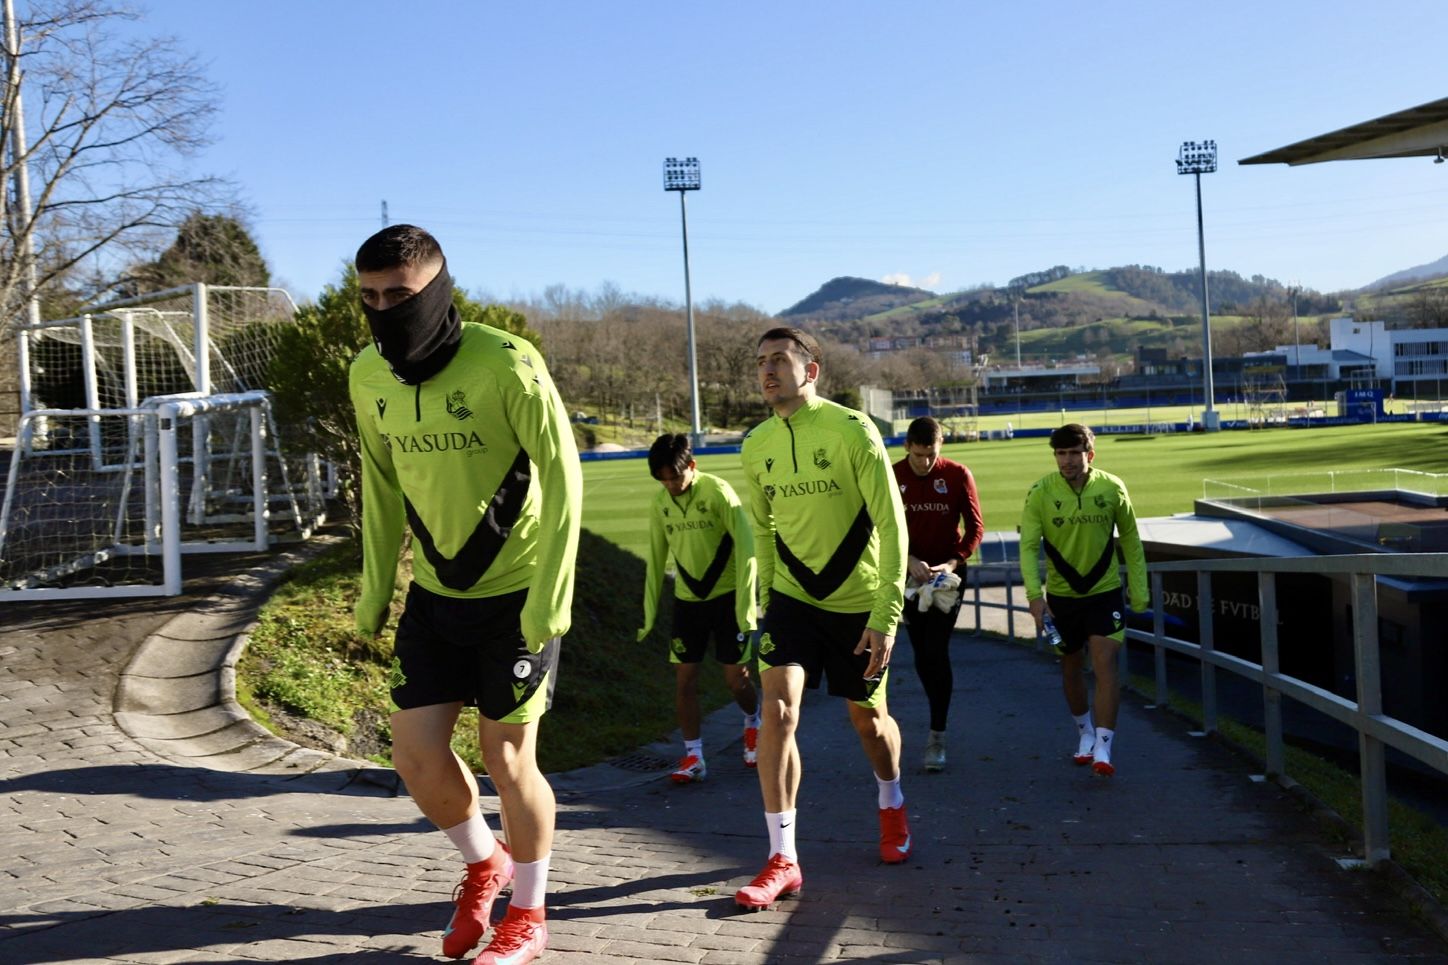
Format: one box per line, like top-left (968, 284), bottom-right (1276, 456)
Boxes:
top-left (906, 416), bottom-right (943, 446)
top-left (355, 224), bottom-right (445, 273)
top-left (1049, 423), bottom-right (1095, 452)
top-left (647, 433), bottom-right (693, 479)
top-left (757, 326), bottom-right (822, 366)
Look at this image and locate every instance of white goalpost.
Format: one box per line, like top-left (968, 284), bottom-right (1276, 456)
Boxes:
top-left (1, 284), bottom-right (326, 598)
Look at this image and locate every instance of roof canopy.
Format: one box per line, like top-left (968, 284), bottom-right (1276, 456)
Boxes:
top-left (1239, 97), bottom-right (1448, 166)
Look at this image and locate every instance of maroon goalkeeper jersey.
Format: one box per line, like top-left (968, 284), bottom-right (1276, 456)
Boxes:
top-left (891, 455), bottom-right (984, 567)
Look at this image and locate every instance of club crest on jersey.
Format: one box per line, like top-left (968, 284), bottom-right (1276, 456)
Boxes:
top-left (446, 389), bottom-right (474, 421)
top-left (934, 478), bottom-right (948, 494)
top-left (812, 448), bottom-right (831, 470)
top-left (763, 484), bottom-right (777, 501)
top-left (1094, 494), bottom-right (1108, 509)
top-left (1052, 516), bottom-right (1065, 527)
top-left (665, 523), bottom-right (674, 536)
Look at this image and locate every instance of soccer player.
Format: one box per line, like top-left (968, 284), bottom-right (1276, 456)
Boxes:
top-left (892, 416), bottom-right (984, 772)
top-left (735, 327), bottom-right (912, 912)
top-left (350, 225), bottom-right (580, 965)
top-left (638, 433), bottom-right (761, 782)
top-left (1019, 423), bottom-right (1148, 777)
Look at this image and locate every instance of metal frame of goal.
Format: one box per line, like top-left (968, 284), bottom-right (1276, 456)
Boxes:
top-left (1, 283), bottom-right (327, 599)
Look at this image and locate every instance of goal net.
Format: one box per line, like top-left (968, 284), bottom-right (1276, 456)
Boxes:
top-left (3, 285), bottom-right (326, 598)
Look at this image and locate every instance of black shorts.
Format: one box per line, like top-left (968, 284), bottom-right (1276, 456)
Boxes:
top-left (670, 593), bottom-right (750, 665)
top-left (1046, 588), bottom-right (1126, 656)
top-left (758, 592), bottom-right (886, 706)
top-left (390, 583), bottom-right (559, 723)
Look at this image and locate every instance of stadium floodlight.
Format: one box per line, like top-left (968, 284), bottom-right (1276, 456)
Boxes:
top-left (663, 156), bottom-right (701, 192)
top-left (663, 157), bottom-right (703, 447)
top-left (1177, 139), bottom-right (1219, 430)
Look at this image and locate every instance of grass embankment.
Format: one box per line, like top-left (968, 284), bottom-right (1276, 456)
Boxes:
top-left (237, 530), bottom-right (730, 775)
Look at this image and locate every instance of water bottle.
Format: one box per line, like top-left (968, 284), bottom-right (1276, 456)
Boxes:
top-left (1041, 612), bottom-right (1065, 653)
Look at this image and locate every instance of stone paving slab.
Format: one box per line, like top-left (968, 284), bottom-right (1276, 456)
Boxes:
top-left (2, 552), bottom-right (1447, 963)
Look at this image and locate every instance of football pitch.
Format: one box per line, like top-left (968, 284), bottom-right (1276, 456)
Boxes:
top-left (969, 397), bottom-right (1442, 433)
top-left (581, 421), bottom-right (1448, 560)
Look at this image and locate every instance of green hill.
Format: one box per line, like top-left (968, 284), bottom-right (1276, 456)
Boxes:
top-left (779, 275), bottom-right (936, 320)
top-left (783, 264), bottom-right (1345, 365)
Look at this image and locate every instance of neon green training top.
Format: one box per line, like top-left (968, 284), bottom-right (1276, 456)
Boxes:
top-left (349, 322), bottom-right (583, 650)
top-left (740, 397), bottom-right (907, 634)
top-left (1019, 465), bottom-right (1148, 611)
top-left (638, 470), bottom-right (757, 640)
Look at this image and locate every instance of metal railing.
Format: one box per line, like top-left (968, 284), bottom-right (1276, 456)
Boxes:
top-left (958, 553), bottom-right (1448, 867)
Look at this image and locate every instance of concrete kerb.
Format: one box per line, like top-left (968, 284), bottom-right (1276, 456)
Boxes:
top-left (113, 535), bottom-right (745, 800)
top-left (114, 535), bottom-right (380, 787)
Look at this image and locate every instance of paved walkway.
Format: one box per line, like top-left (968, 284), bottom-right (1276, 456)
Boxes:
top-left (3, 559), bottom-right (1447, 964)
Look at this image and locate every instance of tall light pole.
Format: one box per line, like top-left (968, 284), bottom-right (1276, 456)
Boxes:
top-left (1013, 292), bottom-right (1022, 367)
top-left (1177, 139), bottom-right (1219, 430)
top-left (1287, 282), bottom-right (1301, 392)
top-left (663, 157), bottom-right (703, 448)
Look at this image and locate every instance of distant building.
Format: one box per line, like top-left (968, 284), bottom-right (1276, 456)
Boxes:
top-left (1253, 316), bottom-right (1448, 400)
top-left (864, 333), bottom-right (972, 366)
top-left (977, 361), bottom-right (1100, 394)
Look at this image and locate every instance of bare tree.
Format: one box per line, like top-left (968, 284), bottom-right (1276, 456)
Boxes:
top-left (1408, 286), bottom-right (1448, 329)
top-left (695, 305), bottom-right (768, 428)
top-left (2, 0), bottom-right (232, 330)
top-left (1221, 296), bottom-right (1293, 356)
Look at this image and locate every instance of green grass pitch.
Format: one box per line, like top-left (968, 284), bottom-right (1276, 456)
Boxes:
top-left (581, 422), bottom-right (1448, 560)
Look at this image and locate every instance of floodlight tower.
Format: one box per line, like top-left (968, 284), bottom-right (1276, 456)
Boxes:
top-left (1287, 282), bottom-right (1301, 369)
top-left (663, 157), bottom-right (703, 448)
top-left (1177, 139), bottom-right (1219, 430)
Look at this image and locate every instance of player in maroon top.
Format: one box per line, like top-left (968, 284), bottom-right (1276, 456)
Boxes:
top-left (891, 417), bottom-right (984, 772)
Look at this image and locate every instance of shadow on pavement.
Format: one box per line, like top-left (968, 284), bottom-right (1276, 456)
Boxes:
top-left (0, 901), bottom-right (441, 963)
top-left (0, 762), bottom-right (394, 802)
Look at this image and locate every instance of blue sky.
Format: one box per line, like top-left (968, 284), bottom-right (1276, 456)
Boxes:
top-left (129, 1), bottom-right (1447, 313)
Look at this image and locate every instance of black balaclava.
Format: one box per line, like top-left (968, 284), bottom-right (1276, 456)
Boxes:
top-left (362, 261), bottom-right (462, 385)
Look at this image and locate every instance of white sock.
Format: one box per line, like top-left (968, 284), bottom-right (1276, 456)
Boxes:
top-left (510, 854), bottom-right (550, 910)
top-left (744, 710), bottom-right (761, 729)
top-left (684, 738), bottom-right (704, 760)
top-left (766, 809), bottom-right (798, 861)
top-left (1093, 727), bottom-right (1115, 763)
top-left (1073, 710), bottom-right (1094, 736)
top-left (442, 813), bottom-right (497, 865)
top-left (876, 774), bottom-right (904, 810)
